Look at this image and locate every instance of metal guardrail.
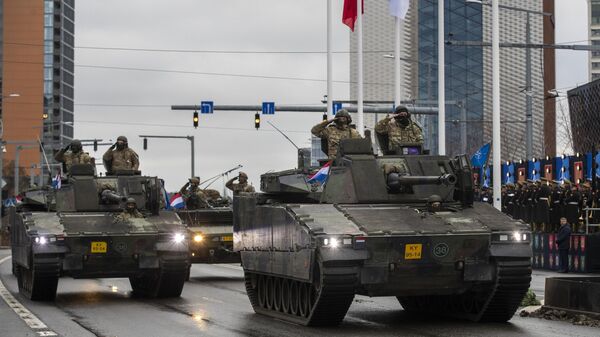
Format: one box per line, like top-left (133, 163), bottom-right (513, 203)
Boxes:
top-left (584, 208), bottom-right (600, 234)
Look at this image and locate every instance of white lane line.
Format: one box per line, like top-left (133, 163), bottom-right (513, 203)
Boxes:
top-left (0, 256), bottom-right (58, 336)
top-left (212, 263), bottom-right (243, 271)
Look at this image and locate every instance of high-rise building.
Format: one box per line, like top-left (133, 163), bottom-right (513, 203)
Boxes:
top-left (1, 0), bottom-right (74, 192)
top-left (350, 0), bottom-right (552, 161)
top-left (589, 0), bottom-right (600, 81)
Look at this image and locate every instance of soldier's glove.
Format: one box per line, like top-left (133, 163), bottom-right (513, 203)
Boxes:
top-left (110, 143), bottom-right (117, 150)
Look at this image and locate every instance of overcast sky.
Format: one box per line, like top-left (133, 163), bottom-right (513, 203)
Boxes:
top-left (74, 0), bottom-right (588, 193)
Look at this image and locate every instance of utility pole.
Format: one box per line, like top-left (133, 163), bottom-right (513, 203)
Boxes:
top-left (138, 135), bottom-right (195, 178)
top-left (14, 145), bottom-right (39, 195)
top-left (525, 12), bottom-right (533, 160)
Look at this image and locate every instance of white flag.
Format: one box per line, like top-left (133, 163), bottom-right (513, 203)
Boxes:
top-left (389, 0), bottom-right (410, 19)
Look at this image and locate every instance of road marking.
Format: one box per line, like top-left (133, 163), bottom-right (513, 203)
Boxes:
top-left (0, 256), bottom-right (58, 336)
top-left (213, 263), bottom-right (243, 271)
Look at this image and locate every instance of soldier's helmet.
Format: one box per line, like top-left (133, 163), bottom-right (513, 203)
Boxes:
top-left (239, 172), bottom-right (249, 179)
top-left (335, 109), bottom-right (352, 123)
top-left (394, 105), bottom-right (410, 117)
top-left (126, 197), bottom-right (137, 206)
top-left (117, 136), bottom-right (128, 143)
top-left (189, 177), bottom-right (200, 184)
top-left (70, 139), bottom-right (82, 152)
top-left (427, 194), bottom-right (443, 204)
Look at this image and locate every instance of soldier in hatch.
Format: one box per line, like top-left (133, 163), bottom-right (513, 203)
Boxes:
top-left (103, 136), bottom-right (139, 173)
top-left (226, 172), bottom-right (255, 195)
top-left (311, 109), bottom-right (362, 159)
top-left (179, 177), bottom-right (210, 209)
top-left (54, 139), bottom-right (92, 174)
top-left (114, 198), bottom-right (144, 223)
top-left (375, 106), bottom-right (423, 151)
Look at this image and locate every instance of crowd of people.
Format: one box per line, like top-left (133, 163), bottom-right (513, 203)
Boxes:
top-left (476, 179), bottom-right (600, 233)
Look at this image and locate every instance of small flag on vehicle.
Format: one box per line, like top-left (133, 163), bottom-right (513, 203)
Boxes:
top-left (169, 193), bottom-right (185, 209)
top-left (308, 161), bottom-right (332, 185)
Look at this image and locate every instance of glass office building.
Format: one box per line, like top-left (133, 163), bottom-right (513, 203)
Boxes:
top-left (417, 0), bottom-right (484, 156)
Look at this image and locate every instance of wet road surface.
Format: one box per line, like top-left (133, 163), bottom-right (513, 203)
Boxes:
top-left (0, 250), bottom-right (598, 337)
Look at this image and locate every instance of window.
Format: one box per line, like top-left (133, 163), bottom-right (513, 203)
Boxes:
top-left (44, 80), bottom-right (53, 94)
top-left (593, 30), bottom-right (600, 36)
top-left (44, 14), bottom-right (53, 27)
top-left (44, 41), bottom-right (53, 54)
top-left (44, 1), bottom-right (53, 14)
top-left (44, 27), bottom-right (53, 40)
top-left (63, 5), bottom-right (74, 21)
top-left (44, 68), bottom-right (53, 81)
top-left (63, 19), bottom-right (74, 33)
top-left (593, 62), bottom-right (600, 69)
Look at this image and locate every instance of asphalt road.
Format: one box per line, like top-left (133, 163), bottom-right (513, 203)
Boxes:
top-left (0, 249), bottom-right (598, 337)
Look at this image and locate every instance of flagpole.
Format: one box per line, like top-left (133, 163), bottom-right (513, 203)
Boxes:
top-left (356, 0), bottom-right (364, 136)
top-left (394, 16), bottom-right (401, 107)
top-left (492, 0), bottom-right (501, 210)
top-left (327, 0), bottom-right (333, 116)
top-left (438, 0), bottom-right (445, 155)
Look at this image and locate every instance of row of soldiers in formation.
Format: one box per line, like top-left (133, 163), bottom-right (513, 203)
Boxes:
top-left (476, 179), bottom-right (600, 233)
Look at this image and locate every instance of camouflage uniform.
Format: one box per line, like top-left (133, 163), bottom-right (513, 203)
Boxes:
top-left (226, 172), bottom-right (256, 195)
top-left (114, 198), bottom-right (144, 223)
top-left (55, 150), bottom-right (92, 173)
top-left (180, 185), bottom-right (210, 210)
top-left (311, 122), bottom-right (361, 159)
top-left (103, 147), bottom-right (139, 171)
top-left (114, 209), bottom-right (144, 223)
top-left (375, 117), bottom-right (423, 150)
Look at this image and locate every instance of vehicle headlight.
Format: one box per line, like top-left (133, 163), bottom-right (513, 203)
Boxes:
top-left (493, 231), bottom-right (528, 243)
top-left (193, 234), bottom-right (204, 243)
top-left (35, 236), bottom-right (48, 245)
top-left (173, 233), bottom-right (185, 244)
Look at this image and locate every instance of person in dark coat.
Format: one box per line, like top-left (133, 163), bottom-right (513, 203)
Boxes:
top-left (537, 180), bottom-right (551, 232)
top-left (556, 217), bottom-right (572, 273)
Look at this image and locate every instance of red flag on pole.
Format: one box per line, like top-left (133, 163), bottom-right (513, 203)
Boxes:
top-left (342, 0), bottom-right (364, 31)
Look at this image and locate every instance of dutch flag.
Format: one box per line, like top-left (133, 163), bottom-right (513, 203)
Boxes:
top-left (308, 161), bottom-right (332, 185)
top-left (52, 173), bottom-right (61, 190)
top-left (169, 193), bottom-right (185, 209)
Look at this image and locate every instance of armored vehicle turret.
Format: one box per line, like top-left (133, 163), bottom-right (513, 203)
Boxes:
top-left (10, 164), bottom-right (189, 301)
top-left (234, 139), bottom-right (532, 326)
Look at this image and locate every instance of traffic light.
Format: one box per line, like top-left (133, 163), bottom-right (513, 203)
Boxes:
top-left (193, 111), bottom-right (199, 128)
top-left (143, 138), bottom-right (148, 150)
top-left (254, 113), bottom-right (260, 129)
top-left (93, 140), bottom-right (98, 152)
top-left (322, 113), bottom-right (327, 121)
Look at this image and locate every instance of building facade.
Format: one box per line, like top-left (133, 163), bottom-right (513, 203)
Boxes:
top-left (589, 0), bottom-right (600, 81)
top-left (350, 0), bottom-right (549, 161)
top-left (568, 78), bottom-right (600, 154)
top-left (1, 0), bottom-right (74, 192)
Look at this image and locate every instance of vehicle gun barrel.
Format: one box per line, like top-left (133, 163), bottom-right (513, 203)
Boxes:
top-left (392, 174), bottom-right (457, 186)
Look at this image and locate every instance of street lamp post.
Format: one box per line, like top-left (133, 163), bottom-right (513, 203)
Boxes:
top-left (14, 145), bottom-right (38, 195)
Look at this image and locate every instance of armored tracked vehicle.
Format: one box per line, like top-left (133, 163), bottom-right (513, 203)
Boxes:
top-left (10, 164), bottom-right (189, 301)
top-left (234, 139), bottom-right (532, 326)
top-left (178, 206), bottom-right (239, 264)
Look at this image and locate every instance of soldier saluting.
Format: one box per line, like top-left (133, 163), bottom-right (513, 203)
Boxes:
top-left (103, 136), bottom-right (139, 174)
top-left (311, 109), bottom-right (362, 159)
top-left (226, 172), bottom-right (255, 195)
top-left (54, 139), bottom-right (92, 174)
top-left (375, 106), bottom-right (423, 151)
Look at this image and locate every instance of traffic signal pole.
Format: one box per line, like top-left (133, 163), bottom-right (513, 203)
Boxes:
top-left (171, 104), bottom-right (438, 115)
top-left (138, 135), bottom-right (195, 178)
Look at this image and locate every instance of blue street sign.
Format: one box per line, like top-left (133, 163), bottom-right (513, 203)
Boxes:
top-left (200, 101), bottom-right (214, 114)
top-left (332, 102), bottom-right (342, 115)
top-left (262, 102), bottom-right (275, 115)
